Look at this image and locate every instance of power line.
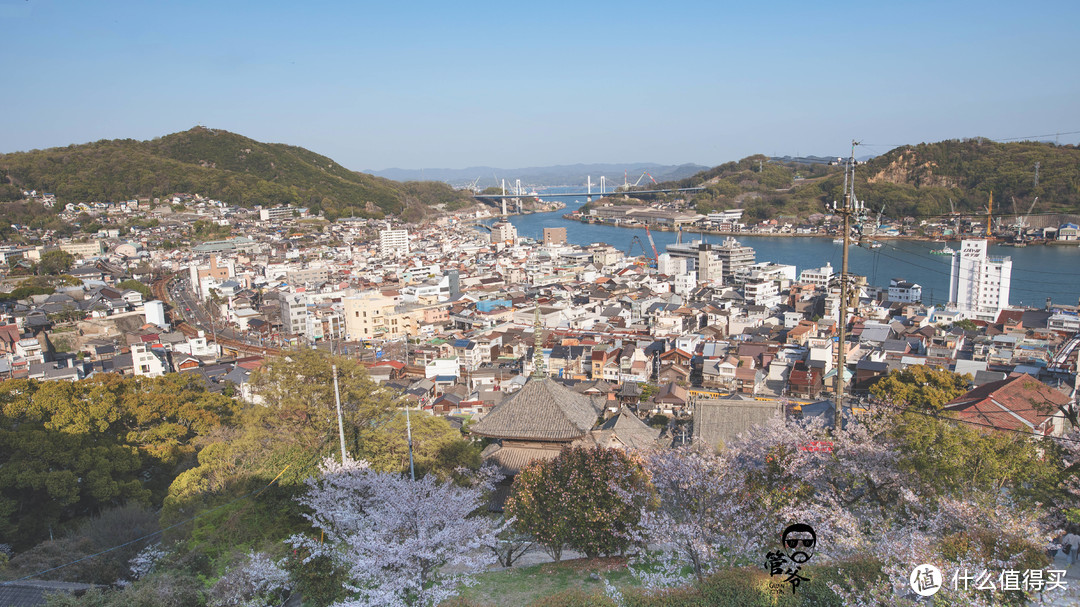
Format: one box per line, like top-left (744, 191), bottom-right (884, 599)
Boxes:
top-left (872, 400), bottom-right (1080, 446)
top-left (878, 241), bottom-right (1080, 281)
top-left (866, 243), bottom-right (1073, 290)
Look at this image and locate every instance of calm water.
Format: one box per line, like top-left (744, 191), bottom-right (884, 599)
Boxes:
top-left (491, 194), bottom-right (1080, 308)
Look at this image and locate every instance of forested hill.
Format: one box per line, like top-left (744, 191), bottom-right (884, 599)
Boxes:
top-left (669, 139), bottom-right (1080, 221)
top-left (0, 127), bottom-right (473, 219)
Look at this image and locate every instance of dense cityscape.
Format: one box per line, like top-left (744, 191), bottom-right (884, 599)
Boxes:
top-left (2, 1), bottom-right (1080, 606)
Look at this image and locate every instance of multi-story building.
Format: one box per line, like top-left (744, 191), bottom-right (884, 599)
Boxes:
top-left (949, 239), bottom-right (1012, 321)
top-left (799, 262), bottom-right (836, 287)
top-left (697, 250), bottom-right (723, 284)
top-left (259, 206), bottom-right (295, 221)
top-left (657, 253), bottom-right (687, 277)
top-left (59, 240), bottom-right (106, 258)
top-left (744, 279), bottom-right (781, 307)
top-left (279, 292), bottom-right (308, 336)
top-left (712, 237), bottom-right (756, 283)
top-left (286, 265), bottom-right (330, 287)
top-left (189, 255), bottom-right (234, 300)
top-left (379, 229), bottom-right (410, 257)
top-left (888, 278), bottom-right (922, 303)
top-left (131, 343), bottom-right (168, 377)
top-left (491, 222), bottom-right (517, 245)
top-left (543, 227), bottom-right (567, 246)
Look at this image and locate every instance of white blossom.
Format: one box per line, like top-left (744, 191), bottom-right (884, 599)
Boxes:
top-left (288, 456), bottom-right (505, 607)
top-left (209, 551), bottom-right (292, 607)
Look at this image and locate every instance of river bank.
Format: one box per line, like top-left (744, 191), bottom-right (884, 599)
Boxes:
top-left (559, 212), bottom-right (1080, 247)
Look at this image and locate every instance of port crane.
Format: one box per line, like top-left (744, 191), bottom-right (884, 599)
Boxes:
top-left (620, 170), bottom-right (658, 190)
top-left (627, 226), bottom-right (659, 267)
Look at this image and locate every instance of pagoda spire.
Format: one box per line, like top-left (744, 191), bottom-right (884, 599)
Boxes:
top-left (532, 304), bottom-right (545, 378)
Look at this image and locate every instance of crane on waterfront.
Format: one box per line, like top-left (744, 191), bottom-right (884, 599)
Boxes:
top-left (620, 170), bottom-right (658, 190)
top-left (644, 225), bottom-right (659, 261)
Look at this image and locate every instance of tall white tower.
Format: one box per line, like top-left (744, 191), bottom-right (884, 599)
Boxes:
top-left (948, 239), bottom-right (1012, 321)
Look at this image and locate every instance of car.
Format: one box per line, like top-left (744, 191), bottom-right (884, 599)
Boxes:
top-left (185, 307), bottom-right (190, 312)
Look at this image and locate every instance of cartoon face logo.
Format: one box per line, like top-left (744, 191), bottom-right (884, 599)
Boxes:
top-left (782, 523), bottom-right (816, 564)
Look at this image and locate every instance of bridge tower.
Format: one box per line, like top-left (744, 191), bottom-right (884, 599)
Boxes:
top-left (587, 176), bottom-right (593, 203)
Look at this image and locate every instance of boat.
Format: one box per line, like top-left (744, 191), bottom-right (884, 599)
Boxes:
top-left (832, 238), bottom-right (845, 244)
top-left (869, 242), bottom-right (883, 249)
top-left (930, 246), bottom-right (955, 255)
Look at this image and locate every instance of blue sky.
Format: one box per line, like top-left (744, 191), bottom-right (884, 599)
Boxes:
top-left (1, 0), bottom-right (1078, 170)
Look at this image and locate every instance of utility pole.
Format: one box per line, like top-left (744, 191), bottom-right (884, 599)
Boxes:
top-left (833, 140), bottom-right (859, 425)
top-left (405, 406), bottom-right (416, 481)
top-left (332, 364), bottom-right (347, 463)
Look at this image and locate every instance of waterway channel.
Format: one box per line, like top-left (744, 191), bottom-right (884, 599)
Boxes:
top-left (487, 195), bottom-right (1080, 309)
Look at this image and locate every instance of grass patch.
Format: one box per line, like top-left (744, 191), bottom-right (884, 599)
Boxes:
top-left (447, 557), bottom-right (637, 607)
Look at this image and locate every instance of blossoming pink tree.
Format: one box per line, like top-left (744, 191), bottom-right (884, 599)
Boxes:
top-left (288, 457), bottom-right (505, 607)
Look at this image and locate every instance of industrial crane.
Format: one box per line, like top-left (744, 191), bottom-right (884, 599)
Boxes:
top-left (620, 170), bottom-right (658, 190)
top-left (644, 225), bottom-right (659, 261)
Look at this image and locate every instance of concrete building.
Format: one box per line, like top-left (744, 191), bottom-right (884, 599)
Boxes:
top-left (948, 239), bottom-right (1012, 321)
top-left (697, 249), bottom-right (724, 284)
top-left (279, 292), bottom-right (308, 336)
top-left (259, 206), bottom-right (295, 221)
top-left (379, 229), bottom-right (410, 257)
top-left (491, 222), bottom-right (517, 245)
top-left (657, 253), bottom-right (687, 277)
top-left (189, 255), bottom-right (234, 300)
top-left (713, 237), bottom-right (756, 282)
top-left (59, 240), bottom-right (105, 258)
top-left (543, 227), bottom-right (567, 246)
top-left (131, 344), bottom-right (168, 378)
top-left (144, 300), bottom-right (167, 329)
top-left (800, 262), bottom-right (836, 287)
top-left (888, 278), bottom-right (922, 303)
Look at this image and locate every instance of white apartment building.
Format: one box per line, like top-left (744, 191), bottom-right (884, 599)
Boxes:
top-left (491, 222), bottom-right (517, 245)
top-left (948, 239), bottom-right (1012, 321)
top-left (800, 262), bottom-right (836, 287)
top-left (259, 206), bottom-right (295, 221)
top-left (379, 229), bottom-right (410, 257)
top-left (674, 271), bottom-right (697, 297)
top-left (131, 344), bottom-right (168, 377)
top-left (888, 278), bottom-right (922, 303)
top-left (697, 250), bottom-right (723, 284)
top-left (657, 253), bottom-right (687, 276)
top-left (744, 279), bottom-right (781, 308)
top-left (279, 292), bottom-right (308, 336)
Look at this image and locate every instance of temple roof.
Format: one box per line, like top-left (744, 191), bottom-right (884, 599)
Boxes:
top-left (470, 377), bottom-right (604, 441)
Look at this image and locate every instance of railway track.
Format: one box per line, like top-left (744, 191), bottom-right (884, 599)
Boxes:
top-left (151, 273), bottom-right (283, 357)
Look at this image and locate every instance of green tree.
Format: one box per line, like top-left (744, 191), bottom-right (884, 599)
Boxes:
top-left (506, 447), bottom-right (648, 560)
top-left (38, 250), bottom-right (75, 275)
top-left (357, 411), bottom-right (481, 480)
top-left (0, 374), bottom-right (238, 549)
top-left (868, 365), bottom-right (970, 412)
top-left (118, 279), bottom-right (153, 299)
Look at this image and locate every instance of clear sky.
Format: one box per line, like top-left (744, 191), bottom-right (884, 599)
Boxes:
top-left (1, 0), bottom-right (1078, 171)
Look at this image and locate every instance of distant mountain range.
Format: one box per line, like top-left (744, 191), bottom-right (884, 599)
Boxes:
top-left (367, 163), bottom-right (710, 188)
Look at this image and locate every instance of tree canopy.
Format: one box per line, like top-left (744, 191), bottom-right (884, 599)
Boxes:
top-left (868, 364), bottom-right (970, 412)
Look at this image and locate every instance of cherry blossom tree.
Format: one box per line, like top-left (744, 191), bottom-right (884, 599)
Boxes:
top-left (209, 551), bottom-right (292, 607)
top-left (288, 457), bottom-right (504, 607)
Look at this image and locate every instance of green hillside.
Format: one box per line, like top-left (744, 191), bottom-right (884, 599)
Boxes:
top-left (0, 127), bottom-right (473, 219)
top-left (668, 139), bottom-right (1080, 221)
